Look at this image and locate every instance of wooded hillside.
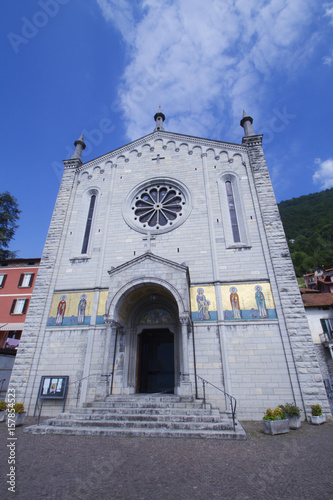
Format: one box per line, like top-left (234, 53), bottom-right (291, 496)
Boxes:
top-left (278, 188), bottom-right (333, 276)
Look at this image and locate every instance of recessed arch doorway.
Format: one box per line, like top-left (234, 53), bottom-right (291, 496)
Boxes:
top-left (104, 262), bottom-right (193, 399)
top-left (111, 283), bottom-right (181, 395)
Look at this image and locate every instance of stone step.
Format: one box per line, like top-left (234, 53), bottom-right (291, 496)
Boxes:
top-left (45, 418), bottom-right (233, 431)
top-left (25, 395), bottom-right (246, 440)
top-left (25, 424), bottom-right (246, 440)
top-left (68, 407), bottom-right (218, 416)
top-left (52, 412), bottom-right (224, 423)
top-left (102, 394), bottom-right (182, 403)
top-left (83, 401), bottom-right (209, 409)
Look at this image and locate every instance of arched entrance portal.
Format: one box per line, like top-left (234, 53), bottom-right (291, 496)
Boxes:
top-left (106, 282), bottom-right (184, 396)
top-left (104, 254), bottom-right (193, 399)
top-left (137, 329), bottom-right (174, 394)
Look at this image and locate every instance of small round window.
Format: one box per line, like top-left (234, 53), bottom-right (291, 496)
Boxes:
top-left (123, 178), bottom-right (192, 234)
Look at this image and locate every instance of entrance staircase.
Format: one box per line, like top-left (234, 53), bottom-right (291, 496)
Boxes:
top-left (25, 394), bottom-right (246, 440)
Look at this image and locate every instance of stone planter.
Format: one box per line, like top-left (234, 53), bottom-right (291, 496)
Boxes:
top-left (310, 414), bottom-right (326, 425)
top-left (0, 411), bottom-right (6, 423)
top-left (262, 419), bottom-right (290, 435)
top-left (15, 411), bottom-right (26, 427)
top-left (286, 414), bottom-right (301, 430)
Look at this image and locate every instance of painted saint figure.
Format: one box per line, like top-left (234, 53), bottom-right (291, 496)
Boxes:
top-left (255, 286), bottom-right (268, 318)
top-left (230, 287), bottom-right (241, 319)
top-left (203, 300), bottom-right (211, 320)
top-left (78, 294), bottom-right (87, 324)
top-left (139, 308), bottom-right (172, 325)
top-left (196, 288), bottom-right (210, 320)
top-left (55, 295), bottom-right (67, 325)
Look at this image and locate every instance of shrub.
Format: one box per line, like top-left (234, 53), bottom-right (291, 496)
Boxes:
top-left (279, 403), bottom-right (301, 417)
top-left (263, 407), bottom-right (286, 421)
top-left (311, 404), bottom-right (322, 416)
top-left (14, 403), bottom-right (24, 414)
top-left (0, 401), bottom-right (7, 411)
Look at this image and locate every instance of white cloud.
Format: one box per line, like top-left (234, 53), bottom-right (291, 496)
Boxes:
top-left (96, 0), bottom-right (136, 43)
top-left (324, 3), bottom-right (333, 25)
top-left (323, 3), bottom-right (333, 63)
top-left (313, 158), bottom-right (333, 189)
top-left (96, 0), bottom-right (328, 140)
top-left (323, 49), bottom-right (333, 65)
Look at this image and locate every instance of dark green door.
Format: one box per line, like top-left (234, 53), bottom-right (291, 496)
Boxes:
top-left (138, 329), bottom-right (174, 394)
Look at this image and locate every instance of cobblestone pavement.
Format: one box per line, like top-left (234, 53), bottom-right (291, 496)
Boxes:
top-left (0, 417), bottom-right (332, 500)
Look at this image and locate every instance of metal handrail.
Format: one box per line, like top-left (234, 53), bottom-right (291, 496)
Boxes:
top-left (69, 372), bottom-right (112, 407)
top-left (195, 374), bottom-right (237, 431)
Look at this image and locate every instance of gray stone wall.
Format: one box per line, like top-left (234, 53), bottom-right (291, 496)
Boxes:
top-left (314, 344), bottom-right (333, 381)
top-left (243, 134), bottom-right (331, 418)
top-left (8, 161), bottom-right (79, 411)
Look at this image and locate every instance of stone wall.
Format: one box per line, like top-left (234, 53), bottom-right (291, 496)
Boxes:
top-left (8, 161), bottom-right (79, 412)
top-left (244, 134), bottom-right (331, 418)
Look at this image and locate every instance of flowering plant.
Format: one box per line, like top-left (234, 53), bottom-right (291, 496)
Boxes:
top-left (263, 407), bottom-right (286, 421)
top-left (14, 403), bottom-right (25, 414)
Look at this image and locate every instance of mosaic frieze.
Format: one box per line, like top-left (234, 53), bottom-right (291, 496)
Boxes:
top-left (221, 283), bottom-right (277, 320)
top-left (190, 286), bottom-right (218, 322)
top-left (47, 292), bottom-right (94, 327)
top-left (190, 283), bottom-right (277, 321)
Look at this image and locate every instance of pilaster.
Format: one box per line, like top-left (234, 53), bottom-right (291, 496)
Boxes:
top-left (179, 315), bottom-right (193, 399)
top-left (8, 161), bottom-right (79, 412)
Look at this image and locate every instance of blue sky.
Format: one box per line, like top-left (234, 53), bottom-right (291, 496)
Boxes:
top-left (2, 0), bottom-right (333, 257)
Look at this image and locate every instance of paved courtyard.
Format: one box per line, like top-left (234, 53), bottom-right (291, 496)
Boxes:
top-left (0, 417), bottom-right (332, 499)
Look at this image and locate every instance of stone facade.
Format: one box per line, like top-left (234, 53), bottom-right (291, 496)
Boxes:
top-left (9, 113), bottom-right (331, 420)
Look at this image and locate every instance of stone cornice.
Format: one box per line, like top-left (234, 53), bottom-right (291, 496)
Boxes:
top-left (108, 251), bottom-right (189, 277)
top-left (76, 131), bottom-right (247, 172)
top-left (241, 134), bottom-right (263, 146)
top-left (63, 158), bottom-right (82, 169)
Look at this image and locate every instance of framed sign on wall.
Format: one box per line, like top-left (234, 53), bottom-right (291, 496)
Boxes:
top-left (37, 376), bottom-right (69, 400)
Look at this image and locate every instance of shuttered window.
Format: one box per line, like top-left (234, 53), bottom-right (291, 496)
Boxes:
top-left (320, 318), bottom-right (333, 340)
top-left (10, 298), bottom-right (28, 315)
top-left (18, 273), bottom-right (34, 288)
top-left (0, 274), bottom-right (7, 288)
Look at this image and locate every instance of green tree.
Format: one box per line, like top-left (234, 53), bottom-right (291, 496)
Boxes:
top-left (290, 251), bottom-right (315, 277)
top-left (0, 191), bottom-right (21, 259)
top-left (279, 188), bottom-right (333, 276)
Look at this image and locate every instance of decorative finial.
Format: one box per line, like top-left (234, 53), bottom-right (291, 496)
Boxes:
top-left (240, 110), bottom-right (255, 136)
top-left (71, 133), bottom-right (86, 159)
top-left (154, 106), bottom-right (165, 131)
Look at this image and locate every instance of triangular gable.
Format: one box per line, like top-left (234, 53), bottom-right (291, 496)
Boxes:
top-left (78, 129), bottom-right (247, 171)
top-left (108, 251), bottom-right (188, 278)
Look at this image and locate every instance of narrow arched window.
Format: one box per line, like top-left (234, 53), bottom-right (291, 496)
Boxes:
top-left (225, 181), bottom-right (240, 243)
top-left (81, 195), bottom-right (96, 254)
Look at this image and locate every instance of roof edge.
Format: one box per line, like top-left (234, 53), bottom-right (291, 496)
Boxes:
top-left (78, 130), bottom-right (246, 169)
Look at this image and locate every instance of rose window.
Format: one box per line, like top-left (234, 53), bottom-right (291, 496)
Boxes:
top-left (123, 178), bottom-right (192, 234)
top-left (133, 185), bottom-right (185, 229)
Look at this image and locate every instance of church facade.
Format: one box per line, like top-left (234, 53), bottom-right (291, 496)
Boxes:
top-left (9, 110), bottom-right (331, 420)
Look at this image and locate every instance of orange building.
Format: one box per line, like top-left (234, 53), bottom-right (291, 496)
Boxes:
top-left (0, 258), bottom-right (40, 395)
